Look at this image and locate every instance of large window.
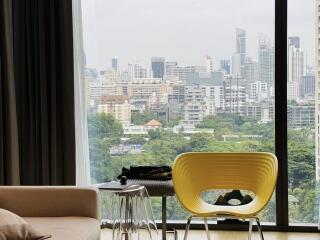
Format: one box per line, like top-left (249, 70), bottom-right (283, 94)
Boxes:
top-left (81, 0), bottom-right (276, 224)
top-left (287, 0), bottom-right (319, 225)
top-left (79, 0), bottom-right (319, 230)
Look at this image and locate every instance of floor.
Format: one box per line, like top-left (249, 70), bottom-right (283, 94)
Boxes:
top-left (101, 229), bottom-right (320, 240)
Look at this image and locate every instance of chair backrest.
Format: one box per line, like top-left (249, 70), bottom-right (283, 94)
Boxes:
top-left (172, 152), bottom-right (278, 210)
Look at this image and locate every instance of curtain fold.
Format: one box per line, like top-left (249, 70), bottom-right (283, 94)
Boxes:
top-left (0, 0), bottom-right (75, 185)
top-left (0, 0), bottom-right (20, 185)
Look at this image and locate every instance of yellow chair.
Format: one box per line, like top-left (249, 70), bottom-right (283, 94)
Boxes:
top-left (172, 152), bottom-right (278, 240)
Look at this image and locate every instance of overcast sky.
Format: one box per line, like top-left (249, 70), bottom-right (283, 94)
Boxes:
top-left (81, 0), bottom-right (315, 71)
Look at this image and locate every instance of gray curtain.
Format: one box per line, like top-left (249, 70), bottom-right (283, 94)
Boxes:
top-left (0, 0), bottom-right (20, 185)
top-left (0, 0), bottom-right (75, 185)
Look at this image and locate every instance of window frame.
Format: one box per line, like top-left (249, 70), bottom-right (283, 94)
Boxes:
top-left (159, 0), bottom-right (319, 232)
top-left (82, 0), bottom-right (319, 231)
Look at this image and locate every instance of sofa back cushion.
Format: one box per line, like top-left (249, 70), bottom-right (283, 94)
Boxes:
top-left (0, 187), bottom-right (100, 220)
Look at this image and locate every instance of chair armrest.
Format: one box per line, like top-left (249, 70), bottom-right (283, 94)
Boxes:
top-left (0, 186), bottom-right (101, 220)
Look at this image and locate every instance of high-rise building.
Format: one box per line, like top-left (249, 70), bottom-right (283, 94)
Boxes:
top-left (165, 61), bottom-right (178, 76)
top-left (224, 76), bottom-right (246, 115)
top-left (168, 84), bottom-right (185, 119)
top-left (287, 81), bottom-right (299, 101)
top-left (231, 53), bottom-right (241, 76)
top-left (183, 85), bottom-right (207, 125)
top-left (243, 57), bottom-right (260, 84)
top-left (249, 81), bottom-right (268, 101)
top-left (288, 42), bottom-right (304, 84)
top-left (98, 95), bottom-right (131, 123)
top-left (203, 56), bottom-right (214, 73)
top-left (165, 64), bottom-right (196, 83)
top-left (288, 38), bottom-right (304, 100)
top-left (288, 104), bottom-right (315, 129)
top-left (220, 60), bottom-right (230, 74)
top-left (300, 75), bottom-right (315, 98)
top-left (315, 0), bottom-right (320, 180)
top-left (111, 57), bottom-right (118, 71)
top-left (151, 57), bottom-right (165, 79)
top-left (128, 63), bottom-right (148, 79)
top-left (236, 28), bottom-right (246, 76)
top-left (85, 68), bottom-right (98, 81)
top-left (128, 78), bottom-right (168, 100)
top-left (89, 82), bottom-right (127, 104)
top-left (245, 102), bottom-right (261, 118)
top-left (288, 36), bottom-right (300, 48)
top-left (201, 85), bottom-right (224, 114)
top-left (259, 35), bottom-right (275, 88)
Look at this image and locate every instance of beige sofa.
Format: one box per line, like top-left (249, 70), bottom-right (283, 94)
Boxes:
top-left (0, 186), bottom-right (101, 240)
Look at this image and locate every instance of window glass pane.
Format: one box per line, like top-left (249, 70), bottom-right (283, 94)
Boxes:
top-left (288, 0), bottom-right (319, 225)
top-left (81, 0), bottom-right (275, 223)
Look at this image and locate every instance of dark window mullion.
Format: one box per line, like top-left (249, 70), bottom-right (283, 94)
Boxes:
top-left (275, 0), bottom-right (289, 227)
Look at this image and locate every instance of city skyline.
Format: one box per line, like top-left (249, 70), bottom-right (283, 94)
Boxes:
top-left (81, 0), bottom-right (315, 70)
top-left (86, 27), bottom-right (313, 129)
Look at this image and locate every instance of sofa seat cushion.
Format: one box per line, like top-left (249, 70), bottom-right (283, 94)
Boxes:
top-left (24, 217), bottom-right (100, 240)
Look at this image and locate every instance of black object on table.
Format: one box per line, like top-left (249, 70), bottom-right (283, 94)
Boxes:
top-left (127, 179), bottom-right (176, 240)
top-left (118, 166), bottom-right (172, 181)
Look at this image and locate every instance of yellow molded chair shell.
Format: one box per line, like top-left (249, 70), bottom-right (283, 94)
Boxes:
top-left (172, 152), bottom-right (278, 218)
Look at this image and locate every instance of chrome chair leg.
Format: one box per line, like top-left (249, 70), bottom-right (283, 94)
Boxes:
top-left (183, 216), bottom-right (193, 240)
top-left (204, 217), bottom-right (211, 240)
top-left (248, 218), bottom-right (253, 240)
top-left (256, 218), bottom-right (264, 240)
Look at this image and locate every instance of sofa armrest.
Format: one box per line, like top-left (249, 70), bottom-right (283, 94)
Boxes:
top-left (0, 186), bottom-right (101, 220)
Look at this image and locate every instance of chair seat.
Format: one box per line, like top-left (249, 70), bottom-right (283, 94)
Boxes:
top-left (24, 217), bottom-right (100, 240)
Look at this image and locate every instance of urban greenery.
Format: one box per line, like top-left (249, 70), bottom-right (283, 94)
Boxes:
top-left (89, 112), bottom-right (319, 224)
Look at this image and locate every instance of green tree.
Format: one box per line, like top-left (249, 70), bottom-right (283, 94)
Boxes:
top-left (89, 138), bottom-right (112, 183)
top-left (288, 142), bottom-right (315, 188)
top-left (148, 129), bottom-right (161, 140)
top-left (86, 112), bottom-right (318, 224)
top-left (87, 113), bottom-right (123, 143)
top-left (131, 112), bottom-right (156, 125)
top-left (125, 135), bottom-right (146, 145)
top-left (189, 133), bottom-right (213, 151)
top-left (87, 113), bottom-right (123, 183)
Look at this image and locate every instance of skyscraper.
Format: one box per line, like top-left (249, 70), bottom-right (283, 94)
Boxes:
top-left (288, 36), bottom-right (300, 48)
top-left (288, 37), bottom-right (304, 100)
top-left (128, 63), bottom-right (148, 79)
top-left (231, 53), bottom-right (241, 76)
top-left (165, 61), bottom-right (178, 76)
top-left (259, 35), bottom-right (275, 88)
top-left (236, 28), bottom-right (246, 71)
top-left (243, 57), bottom-right (260, 84)
top-left (203, 55), bottom-right (214, 73)
top-left (288, 38), bottom-right (304, 83)
top-left (151, 57), bottom-right (165, 79)
top-left (111, 57), bottom-right (118, 71)
top-left (220, 60), bottom-right (230, 75)
top-left (300, 75), bottom-right (315, 98)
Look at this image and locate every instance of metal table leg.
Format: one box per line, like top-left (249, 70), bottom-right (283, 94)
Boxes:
top-left (162, 196), bottom-right (167, 240)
